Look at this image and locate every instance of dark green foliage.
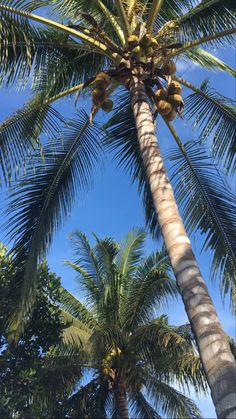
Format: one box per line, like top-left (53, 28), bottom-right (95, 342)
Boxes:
top-left (0, 246), bottom-right (62, 418)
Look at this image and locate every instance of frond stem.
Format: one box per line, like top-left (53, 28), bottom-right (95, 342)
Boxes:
top-left (115, 0), bottom-right (131, 37)
top-left (146, 0), bottom-right (165, 32)
top-left (0, 4), bottom-right (121, 63)
top-left (95, 0), bottom-right (125, 45)
top-left (169, 28), bottom-right (236, 56)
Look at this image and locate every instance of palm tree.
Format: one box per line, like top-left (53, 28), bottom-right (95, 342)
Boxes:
top-left (0, 1), bottom-right (235, 416)
top-left (43, 228), bottom-right (207, 418)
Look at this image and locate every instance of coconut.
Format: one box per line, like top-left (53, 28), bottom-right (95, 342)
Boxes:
top-left (127, 34), bottom-right (139, 49)
top-left (146, 46), bottom-right (154, 56)
top-left (168, 94), bottom-right (183, 107)
top-left (102, 99), bottom-right (113, 112)
top-left (92, 87), bottom-right (106, 104)
top-left (168, 81), bottom-right (182, 95)
top-left (161, 60), bottom-right (176, 75)
top-left (151, 38), bottom-right (158, 49)
top-left (131, 45), bottom-right (141, 55)
top-left (157, 100), bottom-right (173, 116)
top-left (141, 33), bottom-right (152, 46)
top-left (138, 55), bottom-right (147, 64)
top-left (165, 109), bottom-right (178, 121)
top-left (155, 88), bottom-right (167, 102)
top-left (94, 72), bottom-right (110, 89)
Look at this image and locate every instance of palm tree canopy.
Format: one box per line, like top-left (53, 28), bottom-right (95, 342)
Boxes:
top-left (45, 228), bottom-right (207, 418)
top-left (0, 0), bottom-right (235, 339)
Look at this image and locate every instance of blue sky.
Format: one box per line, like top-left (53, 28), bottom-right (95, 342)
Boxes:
top-left (0, 27), bottom-right (235, 418)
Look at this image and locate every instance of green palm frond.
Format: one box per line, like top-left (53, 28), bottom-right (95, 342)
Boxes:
top-left (129, 391), bottom-right (161, 419)
top-left (181, 48), bottom-right (236, 77)
top-left (60, 309), bottom-right (92, 347)
top-left (0, 94), bottom-right (65, 185)
top-left (60, 286), bottom-right (97, 329)
top-left (104, 92), bottom-right (160, 238)
top-left (176, 0), bottom-right (235, 45)
top-left (123, 250), bottom-right (177, 330)
top-left (145, 376), bottom-right (202, 419)
top-left (0, 11), bottom-right (107, 92)
top-left (182, 79), bottom-right (236, 174)
top-left (116, 227), bottom-right (146, 277)
top-left (5, 112), bottom-right (102, 341)
top-left (167, 137), bottom-right (236, 303)
top-left (62, 378), bottom-right (109, 419)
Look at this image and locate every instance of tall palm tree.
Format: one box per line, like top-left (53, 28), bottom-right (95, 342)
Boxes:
top-left (0, 1), bottom-right (235, 416)
top-left (42, 228), bottom-right (207, 418)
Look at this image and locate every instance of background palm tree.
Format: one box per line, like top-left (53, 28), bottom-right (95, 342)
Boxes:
top-left (43, 228), bottom-right (207, 418)
top-left (0, 1), bottom-right (235, 416)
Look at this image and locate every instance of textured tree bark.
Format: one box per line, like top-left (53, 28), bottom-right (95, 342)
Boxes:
top-left (114, 379), bottom-right (129, 419)
top-left (129, 73), bottom-right (236, 419)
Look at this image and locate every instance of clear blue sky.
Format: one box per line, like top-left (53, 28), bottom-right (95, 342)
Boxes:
top-left (0, 37), bottom-right (235, 418)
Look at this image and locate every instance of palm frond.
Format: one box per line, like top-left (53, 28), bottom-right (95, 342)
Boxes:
top-left (182, 78), bottom-right (236, 174)
top-left (176, 0), bottom-right (235, 45)
top-left (145, 376), bottom-right (202, 419)
top-left (129, 391), bottom-right (161, 419)
top-left (166, 136), bottom-right (236, 305)
top-left (60, 286), bottom-right (97, 329)
top-left (60, 309), bottom-right (92, 348)
top-left (104, 91), bottom-right (160, 238)
top-left (5, 111), bottom-right (102, 341)
top-left (0, 93), bottom-right (65, 185)
top-left (123, 249), bottom-right (177, 331)
top-left (180, 48), bottom-right (236, 77)
top-left (116, 227), bottom-right (146, 277)
top-left (0, 10), bottom-right (107, 92)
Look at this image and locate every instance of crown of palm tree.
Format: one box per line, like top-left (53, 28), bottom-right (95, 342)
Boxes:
top-left (0, 0), bottom-right (235, 347)
top-left (36, 228), bottom-right (207, 418)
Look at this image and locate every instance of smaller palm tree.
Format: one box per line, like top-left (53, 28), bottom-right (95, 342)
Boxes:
top-left (51, 228), bottom-right (207, 418)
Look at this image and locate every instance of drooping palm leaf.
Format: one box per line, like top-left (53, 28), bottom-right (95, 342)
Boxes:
top-left (0, 11), bottom-right (107, 92)
top-left (145, 376), bottom-right (202, 419)
top-left (176, 0), bottom-right (236, 45)
top-left (166, 136), bottom-right (236, 304)
top-left (181, 48), bottom-right (236, 77)
top-left (182, 78), bottom-right (236, 174)
top-left (5, 111), bottom-right (102, 341)
top-left (60, 286), bottom-right (97, 329)
top-left (104, 92), bottom-right (160, 238)
top-left (123, 250), bottom-right (177, 331)
top-left (0, 93), bottom-right (65, 185)
top-left (129, 391), bottom-right (161, 419)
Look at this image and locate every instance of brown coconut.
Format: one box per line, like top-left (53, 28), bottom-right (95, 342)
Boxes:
top-left (141, 33), bottom-right (152, 46)
top-left (168, 94), bottom-right (184, 107)
top-left (155, 88), bottom-right (168, 102)
top-left (157, 100), bottom-right (173, 116)
top-left (168, 81), bottom-right (182, 95)
top-left (101, 99), bottom-right (113, 112)
top-left (161, 60), bottom-right (176, 75)
top-left (165, 109), bottom-right (178, 121)
top-left (92, 87), bottom-right (107, 105)
top-left (94, 72), bottom-right (110, 89)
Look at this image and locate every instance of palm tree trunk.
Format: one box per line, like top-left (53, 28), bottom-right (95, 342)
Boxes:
top-left (114, 379), bottom-right (129, 419)
top-left (129, 72), bottom-right (236, 419)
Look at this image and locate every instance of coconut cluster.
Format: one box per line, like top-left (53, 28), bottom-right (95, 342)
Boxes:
top-left (154, 81), bottom-right (183, 121)
top-left (127, 33), bottom-right (159, 64)
top-left (92, 72), bottom-right (113, 112)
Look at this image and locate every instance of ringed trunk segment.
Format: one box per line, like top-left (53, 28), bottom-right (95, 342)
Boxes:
top-left (129, 74), bottom-right (236, 419)
top-left (114, 380), bottom-right (129, 419)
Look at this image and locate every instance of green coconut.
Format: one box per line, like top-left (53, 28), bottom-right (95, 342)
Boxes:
top-left (127, 34), bottom-right (139, 49)
top-left (151, 38), bottom-right (158, 49)
top-left (146, 46), bottom-right (154, 56)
